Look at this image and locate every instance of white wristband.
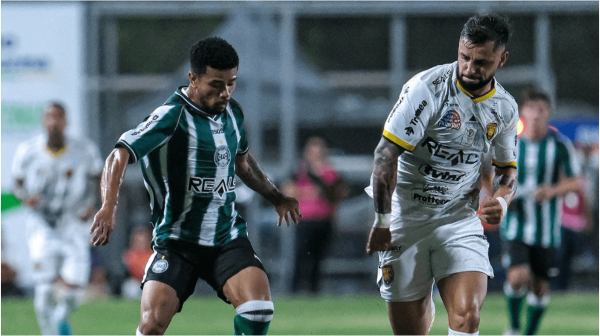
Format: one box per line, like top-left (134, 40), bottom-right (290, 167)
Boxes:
top-left (373, 213), bottom-right (391, 228)
top-left (496, 197), bottom-right (508, 217)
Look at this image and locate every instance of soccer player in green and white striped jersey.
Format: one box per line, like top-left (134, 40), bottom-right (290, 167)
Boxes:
top-left (500, 87), bottom-right (584, 335)
top-left (90, 37), bottom-right (302, 336)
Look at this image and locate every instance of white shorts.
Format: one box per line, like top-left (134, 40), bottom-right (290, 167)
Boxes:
top-left (26, 212), bottom-right (91, 286)
top-left (377, 216), bottom-right (493, 302)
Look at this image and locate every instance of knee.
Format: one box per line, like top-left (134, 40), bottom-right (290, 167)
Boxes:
top-left (507, 268), bottom-right (530, 289)
top-left (139, 309), bottom-right (170, 335)
top-left (449, 300), bottom-right (481, 332)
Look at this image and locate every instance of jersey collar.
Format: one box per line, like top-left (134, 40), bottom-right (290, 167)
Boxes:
top-left (175, 86), bottom-right (221, 121)
top-left (455, 78), bottom-right (497, 104)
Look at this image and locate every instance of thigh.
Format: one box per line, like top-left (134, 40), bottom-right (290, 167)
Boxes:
top-left (142, 241), bottom-right (199, 312)
top-left (437, 271), bottom-right (487, 315)
top-left (28, 221), bottom-right (60, 283)
top-left (431, 233), bottom-right (494, 282)
top-left (60, 222), bottom-right (91, 286)
top-left (387, 291), bottom-right (433, 335)
top-left (223, 267), bottom-right (271, 308)
top-left (140, 280), bottom-right (180, 328)
top-left (213, 237), bottom-right (268, 305)
top-left (378, 233), bottom-right (433, 302)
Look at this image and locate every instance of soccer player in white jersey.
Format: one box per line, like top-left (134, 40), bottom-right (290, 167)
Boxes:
top-left (11, 103), bottom-right (103, 335)
top-left (365, 14), bottom-right (519, 335)
top-left (90, 37), bottom-right (302, 335)
top-left (500, 87), bottom-right (583, 335)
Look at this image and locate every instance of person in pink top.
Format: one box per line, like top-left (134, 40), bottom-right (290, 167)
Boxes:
top-left (283, 136), bottom-right (347, 294)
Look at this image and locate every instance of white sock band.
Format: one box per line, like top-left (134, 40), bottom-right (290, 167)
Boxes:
top-left (496, 196), bottom-right (508, 217)
top-left (448, 327), bottom-right (479, 335)
top-left (527, 293), bottom-right (550, 307)
top-left (236, 300), bottom-right (274, 322)
top-left (504, 282), bottom-right (527, 297)
top-left (136, 327), bottom-right (144, 336)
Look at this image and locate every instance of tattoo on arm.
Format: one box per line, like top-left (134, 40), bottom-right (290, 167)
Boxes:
top-left (372, 138), bottom-right (403, 213)
top-left (493, 167), bottom-right (518, 199)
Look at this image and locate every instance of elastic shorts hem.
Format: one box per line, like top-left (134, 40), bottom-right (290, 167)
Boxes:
top-left (380, 282), bottom-right (433, 302)
top-left (434, 267), bottom-right (494, 283)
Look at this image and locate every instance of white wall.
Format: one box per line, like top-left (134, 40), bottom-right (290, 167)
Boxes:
top-left (1, 2), bottom-right (86, 190)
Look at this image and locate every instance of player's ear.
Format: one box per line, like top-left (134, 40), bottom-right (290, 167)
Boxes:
top-left (188, 71), bottom-right (195, 82)
top-left (498, 50), bottom-right (509, 69)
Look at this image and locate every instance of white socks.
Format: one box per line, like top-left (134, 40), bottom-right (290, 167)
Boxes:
top-left (448, 327), bottom-right (479, 335)
top-left (34, 283), bottom-right (56, 335)
top-left (235, 300), bottom-right (274, 322)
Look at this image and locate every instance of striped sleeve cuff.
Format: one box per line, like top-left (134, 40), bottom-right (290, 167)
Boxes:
top-left (115, 141), bottom-right (138, 164)
top-left (492, 158), bottom-right (517, 168)
top-left (383, 130), bottom-right (415, 151)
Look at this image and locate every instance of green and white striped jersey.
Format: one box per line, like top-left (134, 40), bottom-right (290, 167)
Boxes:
top-left (500, 129), bottom-right (581, 248)
top-left (117, 86), bottom-right (249, 247)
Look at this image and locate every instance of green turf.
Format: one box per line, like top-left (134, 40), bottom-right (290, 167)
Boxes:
top-left (2, 292), bottom-right (598, 335)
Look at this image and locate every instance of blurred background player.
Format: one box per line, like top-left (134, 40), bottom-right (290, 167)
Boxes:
top-left (365, 13), bottom-right (518, 335)
top-left (500, 87), bottom-right (584, 335)
top-left (90, 37), bottom-right (302, 335)
top-left (282, 136), bottom-right (348, 294)
top-left (11, 102), bottom-right (103, 335)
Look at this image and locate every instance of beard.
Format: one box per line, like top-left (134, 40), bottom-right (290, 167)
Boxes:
top-left (201, 102), bottom-right (228, 115)
top-left (457, 75), bottom-right (494, 92)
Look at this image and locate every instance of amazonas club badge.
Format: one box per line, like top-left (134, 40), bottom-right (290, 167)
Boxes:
top-left (382, 265), bottom-right (394, 285)
top-left (486, 123), bottom-right (498, 140)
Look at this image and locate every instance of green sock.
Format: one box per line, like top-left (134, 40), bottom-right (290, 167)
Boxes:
top-left (505, 295), bottom-right (524, 330)
top-left (524, 305), bottom-right (546, 335)
top-left (234, 315), bottom-right (270, 335)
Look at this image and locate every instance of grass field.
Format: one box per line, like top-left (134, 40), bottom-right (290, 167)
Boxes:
top-left (2, 292), bottom-right (598, 335)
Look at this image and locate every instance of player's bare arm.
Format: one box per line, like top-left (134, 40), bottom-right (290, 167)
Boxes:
top-left (90, 147), bottom-right (130, 246)
top-left (80, 175), bottom-right (101, 222)
top-left (366, 137), bottom-right (404, 254)
top-left (235, 151), bottom-right (302, 226)
top-left (534, 175), bottom-right (584, 202)
top-left (12, 178), bottom-right (40, 208)
top-left (480, 166), bottom-right (517, 225)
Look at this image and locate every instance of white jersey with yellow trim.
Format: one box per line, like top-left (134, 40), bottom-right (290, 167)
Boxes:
top-left (11, 134), bottom-right (104, 226)
top-left (366, 61), bottom-right (518, 227)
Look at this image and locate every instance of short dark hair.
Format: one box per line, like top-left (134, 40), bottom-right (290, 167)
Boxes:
top-left (461, 13), bottom-right (512, 50)
top-left (189, 37), bottom-right (239, 75)
top-left (519, 86), bottom-right (551, 108)
top-left (45, 102), bottom-right (66, 114)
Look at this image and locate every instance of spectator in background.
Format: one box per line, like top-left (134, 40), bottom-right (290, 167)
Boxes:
top-left (283, 136), bottom-right (348, 294)
top-left (122, 226), bottom-right (154, 299)
top-left (11, 102), bottom-right (103, 335)
top-left (500, 87), bottom-right (584, 335)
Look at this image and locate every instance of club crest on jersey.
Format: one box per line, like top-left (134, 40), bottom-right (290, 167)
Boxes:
top-left (438, 109), bottom-right (461, 130)
top-left (214, 145), bottom-right (231, 167)
top-left (486, 123), bottom-right (498, 140)
top-left (382, 265), bottom-right (394, 285)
